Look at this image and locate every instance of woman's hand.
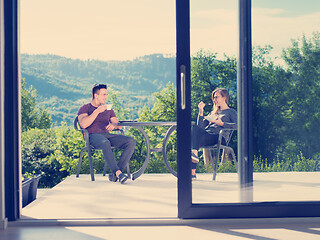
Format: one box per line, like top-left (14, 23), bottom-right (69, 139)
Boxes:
top-left (198, 101), bottom-right (205, 116)
top-left (213, 115), bottom-right (224, 126)
top-left (198, 101), bottom-right (205, 109)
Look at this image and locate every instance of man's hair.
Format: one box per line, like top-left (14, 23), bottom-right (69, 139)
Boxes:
top-left (92, 84), bottom-right (107, 99)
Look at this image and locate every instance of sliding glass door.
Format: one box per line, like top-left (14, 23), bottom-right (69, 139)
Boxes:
top-left (176, 0), bottom-right (320, 218)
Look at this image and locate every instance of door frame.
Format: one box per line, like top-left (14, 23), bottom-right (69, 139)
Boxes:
top-left (176, 0), bottom-right (320, 219)
top-left (2, 0), bottom-right (21, 222)
top-left (2, 0), bottom-right (320, 222)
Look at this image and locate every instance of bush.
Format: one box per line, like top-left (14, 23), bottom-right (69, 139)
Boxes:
top-left (51, 123), bottom-right (85, 174)
top-left (22, 125), bottom-right (320, 189)
top-left (21, 128), bottom-right (68, 188)
top-left (253, 152), bottom-right (320, 172)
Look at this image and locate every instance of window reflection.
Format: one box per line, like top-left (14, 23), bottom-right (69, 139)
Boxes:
top-left (191, 0), bottom-right (320, 203)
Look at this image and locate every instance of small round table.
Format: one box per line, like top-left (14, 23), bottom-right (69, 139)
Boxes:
top-left (117, 121), bottom-right (177, 180)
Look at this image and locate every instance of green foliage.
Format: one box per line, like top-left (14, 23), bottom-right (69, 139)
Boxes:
top-left (253, 153), bottom-right (320, 172)
top-left (281, 32), bottom-right (320, 159)
top-left (217, 161), bottom-right (237, 173)
top-left (50, 123), bottom-right (84, 174)
top-left (108, 91), bottom-right (132, 121)
top-left (21, 78), bottom-right (52, 131)
top-left (125, 84), bottom-right (177, 173)
top-left (191, 50), bottom-right (237, 119)
top-left (21, 128), bottom-right (68, 188)
top-left (251, 33), bottom-right (320, 165)
top-left (252, 45), bottom-right (292, 162)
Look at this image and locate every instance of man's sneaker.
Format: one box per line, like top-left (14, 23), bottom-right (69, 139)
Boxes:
top-left (191, 152), bottom-right (199, 163)
top-left (119, 173), bottom-right (129, 184)
top-left (108, 173), bottom-right (118, 182)
top-left (192, 174), bottom-right (197, 180)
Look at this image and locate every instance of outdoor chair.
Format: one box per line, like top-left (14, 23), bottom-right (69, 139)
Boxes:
top-left (202, 129), bottom-right (238, 180)
top-left (74, 116), bottom-right (130, 181)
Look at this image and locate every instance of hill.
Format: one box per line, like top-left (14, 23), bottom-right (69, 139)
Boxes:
top-left (21, 53), bottom-right (176, 125)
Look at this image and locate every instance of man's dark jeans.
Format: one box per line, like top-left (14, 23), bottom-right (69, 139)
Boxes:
top-left (89, 133), bottom-right (136, 174)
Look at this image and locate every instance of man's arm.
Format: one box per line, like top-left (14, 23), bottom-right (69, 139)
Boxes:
top-left (110, 117), bottom-right (119, 124)
top-left (106, 117), bottom-right (121, 131)
top-left (78, 104), bottom-right (107, 129)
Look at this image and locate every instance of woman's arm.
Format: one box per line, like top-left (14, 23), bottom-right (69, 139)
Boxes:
top-left (221, 109), bottom-right (237, 129)
top-left (198, 101), bottom-right (205, 116)
top-left (196, 101), bottom-right (209, 128)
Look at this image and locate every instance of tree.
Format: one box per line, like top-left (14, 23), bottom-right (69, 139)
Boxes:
top-left (281, 32), bottom-right (320, 158)
top-left (191, 50), bottom-right (237, 119)
top-left (21, 78), bottom-right (52, 131)
top-left (252, 45), bottom-right (293, 161)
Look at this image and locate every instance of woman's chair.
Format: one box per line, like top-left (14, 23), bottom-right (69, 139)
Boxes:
top-left (74, 116), bottom-right (130, 181)
top-left (202, 129), bottom-right (237, 180)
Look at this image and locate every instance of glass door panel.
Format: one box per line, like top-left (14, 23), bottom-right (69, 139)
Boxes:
top-left (251, 0), bottom-right (320, 202)
top-left (190, 0), bottom-right (240, 204)
top-left (177, 0), bottom-right (320, 219)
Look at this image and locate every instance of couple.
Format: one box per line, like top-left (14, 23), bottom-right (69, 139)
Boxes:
top-left (78, 84), bottom-right (236, 183)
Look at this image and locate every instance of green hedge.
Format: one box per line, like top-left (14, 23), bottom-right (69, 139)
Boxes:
top-left (22, 126), bottom-right (320, 188)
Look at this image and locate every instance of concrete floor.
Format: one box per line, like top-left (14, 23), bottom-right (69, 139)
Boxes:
top-left (21, 172), bottom-right (320, 219)
top-left (1, 173), bottom-right (320, 239)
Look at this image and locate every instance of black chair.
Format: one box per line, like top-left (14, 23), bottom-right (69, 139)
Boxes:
top-left (202, 129), bottom-right (237, 180)
top-left (74, 116), bottom-right (130, 181)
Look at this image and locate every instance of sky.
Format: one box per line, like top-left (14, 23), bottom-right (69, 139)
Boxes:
top-left (20, 0), bottom-right (320, 61)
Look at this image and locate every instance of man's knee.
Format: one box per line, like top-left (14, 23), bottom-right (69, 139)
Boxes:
top-left (99, 139), bottom-right (112, 149)
top-left (127, 137), bottom-right (136, 148)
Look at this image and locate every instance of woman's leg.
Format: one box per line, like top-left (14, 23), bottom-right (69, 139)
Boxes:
top-left (191, 162), bottom-right (197, 177)
top-left (191, 125), bottom-right (219, 175)
top-left (192, 125), bottom-right (220, 150)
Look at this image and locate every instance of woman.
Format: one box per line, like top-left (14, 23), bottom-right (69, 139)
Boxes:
top-left (191, 88), bottom-right (237, 178)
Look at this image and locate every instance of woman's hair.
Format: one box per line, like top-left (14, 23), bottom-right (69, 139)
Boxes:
top-left (212, 88), bottom-right (229, 115)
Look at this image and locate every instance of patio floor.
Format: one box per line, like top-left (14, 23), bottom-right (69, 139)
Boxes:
top-left (21, 172), bottom-right (320, 220)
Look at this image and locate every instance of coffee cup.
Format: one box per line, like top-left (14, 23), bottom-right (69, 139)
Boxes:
top-left (106, 104), bottom-right (113, 110)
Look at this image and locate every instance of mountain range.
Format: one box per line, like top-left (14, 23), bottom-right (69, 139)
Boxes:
top-left (21, 53), bottom-right (176, 125)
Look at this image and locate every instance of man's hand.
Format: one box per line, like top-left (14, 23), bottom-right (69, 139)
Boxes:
top-left (106, 123), bottom-right (116, 132)
top-left (95, 104), bottom-right (107, 114)
top-left (106, 123), bottom-right (122, 131)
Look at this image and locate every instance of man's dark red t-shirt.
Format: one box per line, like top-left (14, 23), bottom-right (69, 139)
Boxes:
top-left (78, 103), bottom-right (116, 134)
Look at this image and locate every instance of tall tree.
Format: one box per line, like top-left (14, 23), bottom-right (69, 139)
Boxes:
top-left (191, 49), bottom-right (237, 119)
top-left (282, 32), bottom-right (320, 158)
top-left (252, 45), bottom-right (292, 161)
top-left (21, 78), bottom-right (52, 131)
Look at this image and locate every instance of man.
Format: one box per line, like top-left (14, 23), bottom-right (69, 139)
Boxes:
top-left (78, 84), bottom-right (136, 184)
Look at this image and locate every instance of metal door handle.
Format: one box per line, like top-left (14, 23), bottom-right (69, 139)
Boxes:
top-left (180, 65), bottom-right (186, 110)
